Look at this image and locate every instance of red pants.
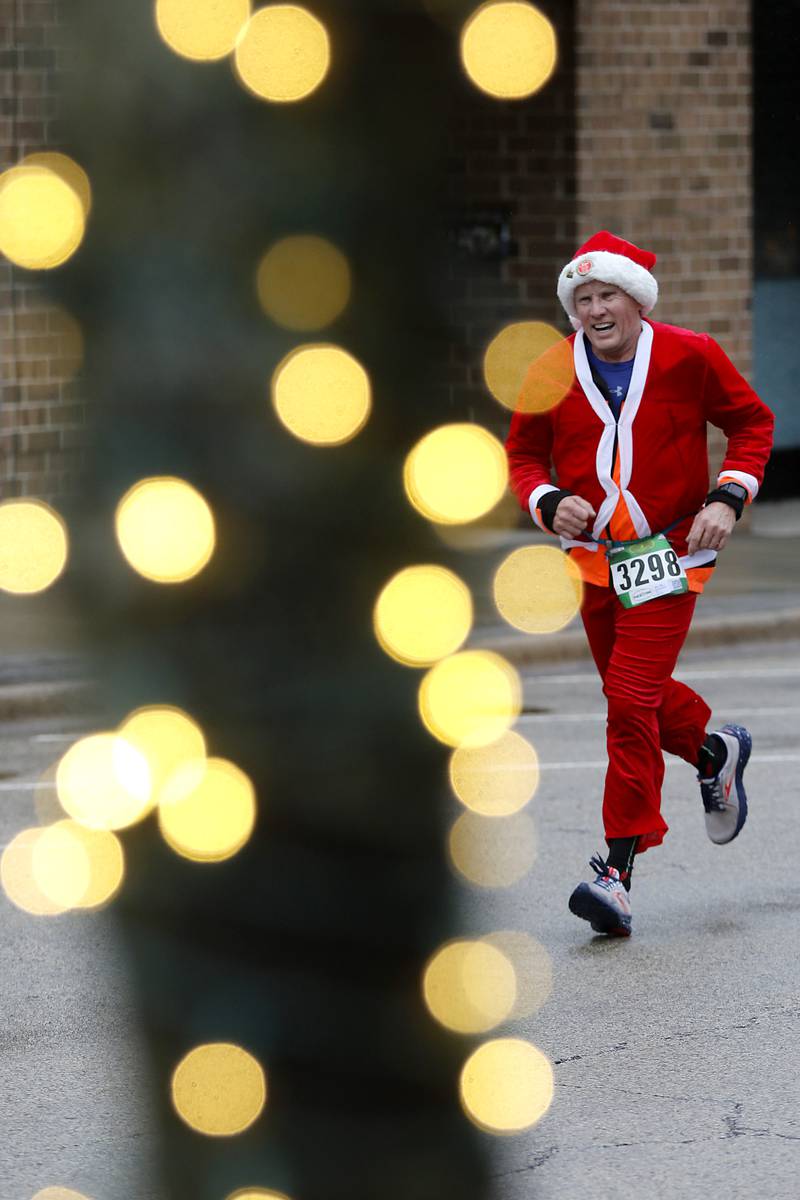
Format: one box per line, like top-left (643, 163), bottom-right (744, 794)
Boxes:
top-left (580, 583), bottom-right (712, 853)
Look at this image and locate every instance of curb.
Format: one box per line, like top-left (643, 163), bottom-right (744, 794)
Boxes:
top-left (2, 608), bottom-right (800, 715)
top-left (475, 606), bottom-right (800, 667)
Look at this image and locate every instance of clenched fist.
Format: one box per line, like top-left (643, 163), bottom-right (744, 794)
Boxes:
top-left (553, 495), bottom-right (596, 540)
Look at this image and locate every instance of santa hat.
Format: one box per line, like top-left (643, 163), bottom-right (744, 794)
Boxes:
top-left (557, 231), bottom-right (658, 329)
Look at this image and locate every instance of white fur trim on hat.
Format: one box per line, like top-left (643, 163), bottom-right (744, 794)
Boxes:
top-left (558, 250), bottom-right (659, 329)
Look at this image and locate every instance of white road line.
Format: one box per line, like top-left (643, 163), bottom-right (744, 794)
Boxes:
top-left (31, 733), bottom-right (86, 743)
top-left (0, 780), bottom-right (54, 791)
top-left (676, 667), bottom-right (800, 681)
top-left (519, 706), bottom-right (800, 724)
top-left (519, 712), bottom-right (603, 723)
top-left (529, 665), bottom-right (800, 684)
top-left (538, 753), bottom-right (800, 771)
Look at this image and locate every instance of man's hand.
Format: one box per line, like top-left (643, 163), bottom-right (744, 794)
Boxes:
top-left (552, 495), bottom-right (596, 539)
top-left (686, 501), bottom-right (737, 556)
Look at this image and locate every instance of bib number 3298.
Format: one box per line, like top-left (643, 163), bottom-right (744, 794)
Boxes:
top-left (608, 533), bottom-right (688, 609)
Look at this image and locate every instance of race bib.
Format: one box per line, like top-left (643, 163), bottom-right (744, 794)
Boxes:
top-left (607, 533), bottom-right (688, 609)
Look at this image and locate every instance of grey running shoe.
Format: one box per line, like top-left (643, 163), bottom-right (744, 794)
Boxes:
top-left (699, 724), bottom-right (752, 845)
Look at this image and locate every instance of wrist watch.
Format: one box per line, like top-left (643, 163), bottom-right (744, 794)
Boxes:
top-left (717, 482), bottom-right (748, 503)
top-left (706, 481), bottom-right (748, 521)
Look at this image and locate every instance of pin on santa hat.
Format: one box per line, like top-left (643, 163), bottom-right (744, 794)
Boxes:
top-left (557, 231), bottom-right (658, 330)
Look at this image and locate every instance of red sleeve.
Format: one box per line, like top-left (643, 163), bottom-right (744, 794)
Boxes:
top-left (702, 336), bottom-right (774, 499)
top-left (505, 337), bottom-right (575, 514)
top-left (505, 406), bottom-right (555, 513)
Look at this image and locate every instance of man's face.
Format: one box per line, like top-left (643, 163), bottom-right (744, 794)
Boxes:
top-left (573, 280), bottom-right (643, 362)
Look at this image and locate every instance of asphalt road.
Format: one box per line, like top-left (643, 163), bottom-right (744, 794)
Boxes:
top-left (0, 715), bottom-right (163, 1200)
top-left (4, 638), bottom-right (800, 1199)
top-left (457, 637), bottom-right (800, 1199)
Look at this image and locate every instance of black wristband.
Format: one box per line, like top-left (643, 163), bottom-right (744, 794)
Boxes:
top-left (537, 488), bottom-right (574, 532)
top-left (705, 487), bottom-right (745, 521)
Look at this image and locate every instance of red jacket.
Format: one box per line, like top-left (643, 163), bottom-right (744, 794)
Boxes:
top-left (506, 320), bottom-right (774, 587)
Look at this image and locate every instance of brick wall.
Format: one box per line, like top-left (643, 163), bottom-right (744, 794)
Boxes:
top-left (444, 0), bottom-right (753, 473)
top-left (575, 0), bottom-right (752, 376)
top-left (2, 1), bottom-right (755, 496)
top-left (0, 0), bottom-right (85, 500)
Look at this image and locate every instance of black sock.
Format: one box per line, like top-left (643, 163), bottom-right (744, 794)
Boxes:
top-left (606, 836), bottom-right (638, 891)
top-left (697, 734), bottom-right (727, 777)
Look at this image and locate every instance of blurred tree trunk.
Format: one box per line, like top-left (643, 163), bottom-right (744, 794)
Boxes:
top-left (57, 1), bottom-right (492, 1196)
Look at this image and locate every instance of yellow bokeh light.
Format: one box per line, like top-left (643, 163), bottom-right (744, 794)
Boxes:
top-left (3, 821), bottom-right (125, 915)
top-left (256, 235), bottom-right (351, 332)
top-left (483, 931), bottom-right (553, 1019)
top-left (32, 822), bottom-right (91, 910)
top-left (373, 565), bottom-right (473, 667)
top-left (156, 0), bottom-right (251, 60)
top-left (0, 164), bottom-right (85, 269)
top-left (226, 1192), bottom-right (291, 1200)
top-left (56, 733), bottom-right (153, 831)
top-left (448, 810), bottom-right (537, 887)
top-left (272, 344), bottom-right (371, 446)
top-left (484, 321), bottom-right (567, 411)
top-left (422, 939), bottom-right (516, 1034)
top-left (235, 5), bottom-right (331, 102)
top-left (460, 1038), bottom-right (554, 1133)
top-left (22, 152), bottom-right (92, 218)
top-left (159, 756), bottom-right (256, 862)
top-left (449, 729), bottom-right (539, 817)
top-left (63, 822), bottom-right (125, 909)
top-left (460, 2), bottom-right (557, 100)
top-left (404, 424), bottom-right (508, 525)
top-left (119, 706), bottom-right (206, 804)
top-left (42, 825), bottom-right (123, 907)
top-left (32, 1189), bottom-right (93, 1200)
top-left (418, 650), bottom-right (521, 748)
top-left (1, 827), bottom-right (69, 916)
top-left (0, 500), bottom-right (68, 595)
top-left (517, 331), bottom-right (577, 415)
top-left (115, 476), bottom-right (216, 584)
top-left (171, 1042), bottom-right (267, 1135)
top-left (494, 545), bottom-right (583, 634)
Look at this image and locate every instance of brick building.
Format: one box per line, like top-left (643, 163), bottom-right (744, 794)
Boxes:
top-left (445, 0), bottom-right (754, 451)
top-left (0, 0), bottom-right (86, 500)
top-left (3, 0), bottom-right (792, 499)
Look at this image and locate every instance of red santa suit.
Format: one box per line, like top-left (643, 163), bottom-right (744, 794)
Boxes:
top-left (507, 265), bottom-right (774, 852)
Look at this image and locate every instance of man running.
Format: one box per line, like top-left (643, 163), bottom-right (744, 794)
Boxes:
top-left (506, 231), bottom-right (774, 937)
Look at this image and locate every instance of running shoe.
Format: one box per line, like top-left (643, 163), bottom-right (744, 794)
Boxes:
top-left (699, 724), bottom-right (752, 845)
top-left (568, 854), bottom-right (632, 937)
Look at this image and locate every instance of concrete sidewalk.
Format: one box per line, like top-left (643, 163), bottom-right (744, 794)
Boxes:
top-left (471, 498), bottom-right (800, 665)
top-left (0, 587), bottom-right (93, 718)
top-left (0, 499), bottom-right (797, 715)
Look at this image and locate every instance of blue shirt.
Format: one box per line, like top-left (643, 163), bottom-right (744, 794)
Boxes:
top-left (585, 340), bottom-right (635, 421)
